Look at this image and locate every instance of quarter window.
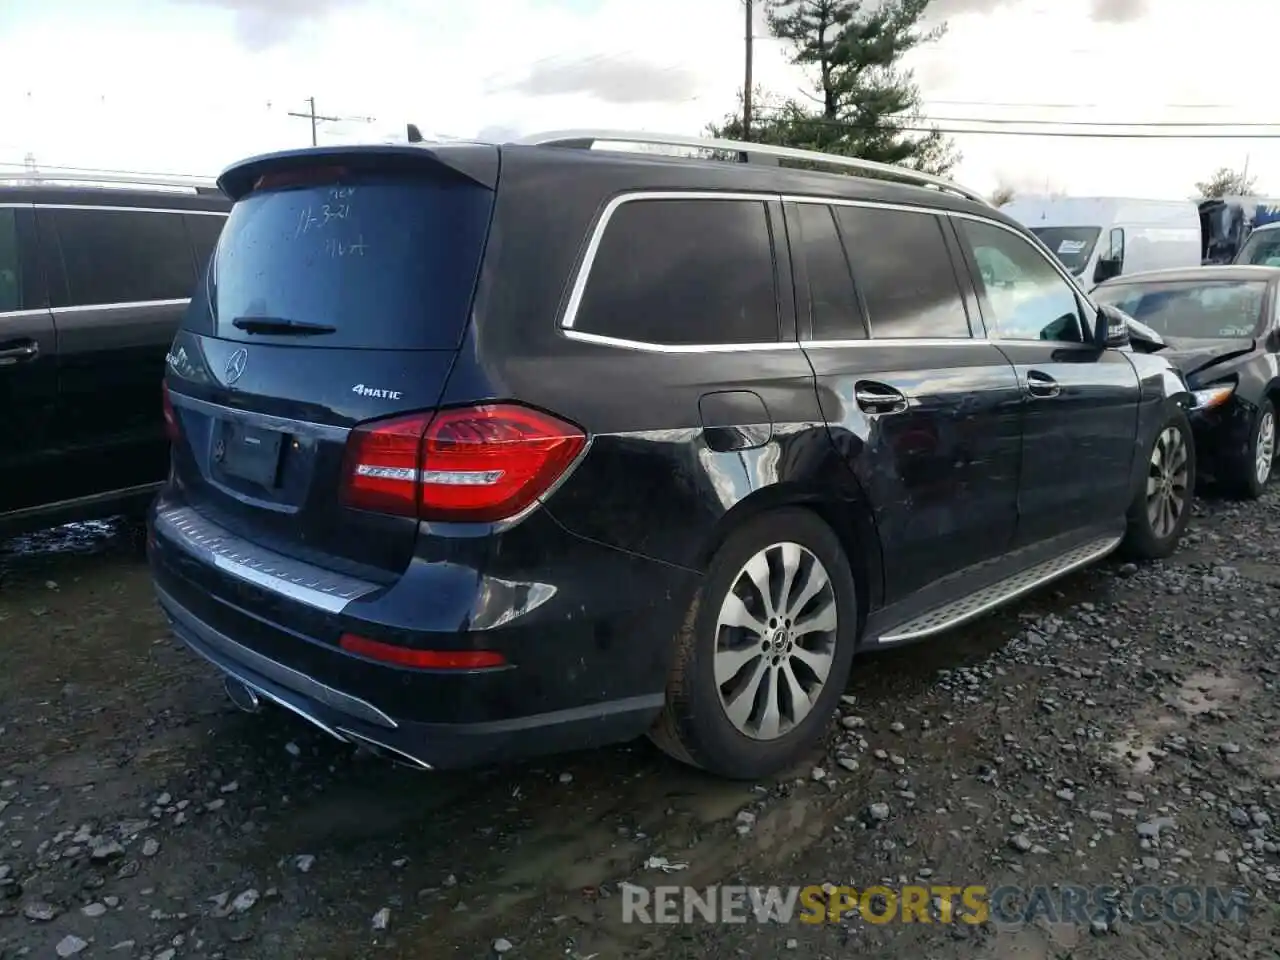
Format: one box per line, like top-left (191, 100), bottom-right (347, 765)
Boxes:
top-left (834, 205), bottom-right (971, 339)
top-left (795, 203), bottom-right (866, 340)
top-left (51, 208), bottom-right (197, 307)
top-left (959, 218), bottom-right (1086, 343)
top-left (574, 198), bottom-right (780, 345)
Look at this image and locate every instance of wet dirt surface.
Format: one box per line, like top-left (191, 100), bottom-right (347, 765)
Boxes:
top-left (3, 498), bottom-right (1280, 958)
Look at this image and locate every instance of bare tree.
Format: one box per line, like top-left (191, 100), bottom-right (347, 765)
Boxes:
top-left (1196, 166), bottom-right (1258, 199)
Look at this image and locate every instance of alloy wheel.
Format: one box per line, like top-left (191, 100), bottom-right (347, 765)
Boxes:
top-left (1256, 409), bottom-right (1275, 486)
top-left (1146, 426), bottom-right (1189, 539)
top-left (713, 542), bottom-right (839, 741)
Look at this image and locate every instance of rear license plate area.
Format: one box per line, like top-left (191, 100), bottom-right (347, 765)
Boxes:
top-left (217, 422), bottom-right (285, 489)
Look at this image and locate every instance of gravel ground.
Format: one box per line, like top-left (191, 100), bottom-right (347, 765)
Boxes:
top-left (3, 492), bottom-right (1280, 959)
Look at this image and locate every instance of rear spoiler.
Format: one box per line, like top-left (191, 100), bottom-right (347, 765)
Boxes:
top-left (216, 142), bottom-right (498, 200)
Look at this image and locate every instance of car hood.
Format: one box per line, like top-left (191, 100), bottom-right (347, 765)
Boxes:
top-left (1158, 337), bottom-right (1257, 381)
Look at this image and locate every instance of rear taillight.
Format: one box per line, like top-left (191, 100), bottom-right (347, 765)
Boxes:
top-left (162, 382), bottom-right (180, 443)
top-left (339, 404), bottom-right (586, 523)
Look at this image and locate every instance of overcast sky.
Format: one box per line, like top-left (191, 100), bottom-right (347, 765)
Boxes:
top-left (1, 0), bottom-right (1276, 200)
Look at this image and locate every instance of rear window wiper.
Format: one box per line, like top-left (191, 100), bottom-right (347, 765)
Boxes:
top-left (231, 316), bottom-right (337, 336)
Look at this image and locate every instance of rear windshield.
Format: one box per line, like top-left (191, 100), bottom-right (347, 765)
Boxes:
top-left (1028, 226), bottom-right (1100, 275)
top-left (1092, 279), bottom-right (1267, 339)
top-left (185, 174), bottom-right (493, 349)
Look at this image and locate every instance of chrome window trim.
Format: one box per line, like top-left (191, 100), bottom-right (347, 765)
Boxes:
top-left (782, 195), bottom-right (949, 218)
top-left (562, 328), bottom-right (801, 354)
top-left (0, 201), bottom-right (226, 216)
top-left (51, 298), bottom-right (191, 315)
top-left (0, 307), bottom-right (53, 320)
top-left (803, 338), bottom-right (996, 349)
top-left (555, 189), bottom-right (1097, 353)
top-left (559, 189), bottom-right (782, 334)
top-left (35, 203), bottom-right (227, 217)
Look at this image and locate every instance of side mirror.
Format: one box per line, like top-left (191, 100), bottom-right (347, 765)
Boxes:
top-left (1094, 257), bottom-right (1123, 283)
top-left (1094, 304), bottom-right (1130, 349)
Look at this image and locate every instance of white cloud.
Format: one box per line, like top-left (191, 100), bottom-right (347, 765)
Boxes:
top-left (0, 0), bottom-right (1277, 203)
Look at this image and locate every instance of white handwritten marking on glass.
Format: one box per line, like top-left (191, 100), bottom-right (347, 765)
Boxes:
top-left (325, 235), bottom-right (368, 258)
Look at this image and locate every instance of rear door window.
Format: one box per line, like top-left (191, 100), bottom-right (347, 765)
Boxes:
top-left (794, 203), bottom-right (866, 340)
top-left (192, 175), bottom-right (494, 350)
top-left (51, 208), bottom-right (197, 306)
top-left (573, 197), bottom-right (780, 345)
top-left (834, 205), bottom-right (971, 339)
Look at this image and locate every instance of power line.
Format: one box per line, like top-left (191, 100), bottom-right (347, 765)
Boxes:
top-left (286, 97), bottom-right (375, 147)
top-left (0, 160), bottom-right (214, 179)
top-left (917, 116), bottom-right (1280, 129)
top-left (922, 98), bottom-right (1246, 111)
top-left (754, 113), bottom-right (1280, 139)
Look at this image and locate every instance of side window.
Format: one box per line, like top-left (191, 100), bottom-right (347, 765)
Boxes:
top-left (52, 209), bottom-right (197, 307)
top-left (833, 205), bottom-right (971, 339)
top-left (958, 218), bottom-right (1086, 343)
top-left (574, 198), bottom-right (779, 345)
top-left (0, 209), bottom-right (22, 312)
top-left (185, 213), bottom-right (227, 279)
top-left (795, 203), bottom-right (866, 340)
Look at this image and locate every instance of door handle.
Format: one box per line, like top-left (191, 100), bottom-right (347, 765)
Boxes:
top-left (0, 340), bottom-right (39, 366)
top-left (854, 381), bottom-right (909, 415)
top-left (1025, 370), bottom-right (1060, 398)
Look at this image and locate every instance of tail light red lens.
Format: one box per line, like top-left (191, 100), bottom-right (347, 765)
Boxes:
top-left (161, 382), bottom-right (180, 443)
top-left (339, 404), bottom-right (586, 523)
top-left (339, 633), bottom-right (506, 670)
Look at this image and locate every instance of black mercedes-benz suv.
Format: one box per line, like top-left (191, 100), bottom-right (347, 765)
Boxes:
top-left (149, 130), bottom-right (1196, 780)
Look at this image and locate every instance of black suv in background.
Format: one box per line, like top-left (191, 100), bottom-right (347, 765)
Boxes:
top-left (149, 131), bottom-right (1195, 780)
top-left (0, 173), bottom-right (229, 537)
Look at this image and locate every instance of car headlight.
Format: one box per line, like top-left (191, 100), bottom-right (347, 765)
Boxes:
top-left (1192, 383), bottom-right (1235, 410)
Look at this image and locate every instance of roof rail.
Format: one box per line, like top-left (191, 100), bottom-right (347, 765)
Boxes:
top-left (512, 129), bottom-right (989, 206)
top-left (0, 168), bottom-right (220, 195)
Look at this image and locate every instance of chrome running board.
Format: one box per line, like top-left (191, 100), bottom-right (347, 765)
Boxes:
top-left (878, 534), bottom-right (1122, 644)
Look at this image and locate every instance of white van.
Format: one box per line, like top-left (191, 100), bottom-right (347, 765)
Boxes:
top-left (1000, 197), bottom-right (1202, 286)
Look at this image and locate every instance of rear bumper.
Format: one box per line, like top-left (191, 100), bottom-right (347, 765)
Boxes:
top-left (148, 494), bottom-right (697, 770)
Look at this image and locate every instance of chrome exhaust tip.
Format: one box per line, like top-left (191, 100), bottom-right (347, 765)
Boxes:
top-left (224, 675), bottom-right (263, 714)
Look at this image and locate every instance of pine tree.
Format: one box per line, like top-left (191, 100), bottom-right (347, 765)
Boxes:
top-left (709, 0), bottom-right (958, 175)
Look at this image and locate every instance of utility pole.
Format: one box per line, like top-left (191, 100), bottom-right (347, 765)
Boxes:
top-left (743, 0), bottom-right (754, 141)
top-left (287, 97), bottom-right (342, 146)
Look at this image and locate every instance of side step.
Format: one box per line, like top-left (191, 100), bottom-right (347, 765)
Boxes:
top-left (877, 534), bottom-right (1122, 644)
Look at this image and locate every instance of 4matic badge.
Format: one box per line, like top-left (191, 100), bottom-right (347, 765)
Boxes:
top-left (352, 384), bottom-right (404, 400)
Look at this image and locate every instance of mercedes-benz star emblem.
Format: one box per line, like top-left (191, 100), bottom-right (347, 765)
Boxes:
top-left (225, 348), bottom-right (248, 385)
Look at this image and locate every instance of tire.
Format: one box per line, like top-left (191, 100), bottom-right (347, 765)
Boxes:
top-left (1119, 410), bottom-right (1195, 561)
top-left (648, 508), bottom-right (859, 780)
top-left (1224, 399), bottom-right (1275, 501)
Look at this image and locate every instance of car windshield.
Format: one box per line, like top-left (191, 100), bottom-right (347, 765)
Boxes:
top-left (1028, 226), bottom-right (1101, 275)
top-left (1092, 279), bottom-right (1267, 339)
top-left (1236, 230), bottom-right (1280, 266)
